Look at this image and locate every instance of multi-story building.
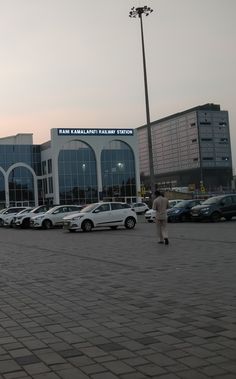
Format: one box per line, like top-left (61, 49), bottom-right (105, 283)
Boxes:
top-left (137, 104), bottom-right (233, 192)
top-left (0, 128), bottom-right (140, 207)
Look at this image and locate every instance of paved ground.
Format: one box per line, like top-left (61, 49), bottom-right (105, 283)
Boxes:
top-left (0, 218), bottom-right (236, 379)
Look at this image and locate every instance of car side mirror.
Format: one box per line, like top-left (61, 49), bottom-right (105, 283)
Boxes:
top-left (93, 209), bottom-right (100, 213)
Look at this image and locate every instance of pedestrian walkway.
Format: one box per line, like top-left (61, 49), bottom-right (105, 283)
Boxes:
top-left (0, 221), bottom-right (236, 378)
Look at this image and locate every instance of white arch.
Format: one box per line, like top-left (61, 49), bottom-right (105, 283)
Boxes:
top-left (0, 167), bottom-right (7, 206)
top-left (6, 162), bottom-right (38, 207)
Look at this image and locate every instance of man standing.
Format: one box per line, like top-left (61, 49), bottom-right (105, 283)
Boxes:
top-left (152, 190), bottom-right (169, 245)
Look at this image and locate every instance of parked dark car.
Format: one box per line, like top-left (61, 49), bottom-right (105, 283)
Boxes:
top-left (190, 194), bottom-right (236, 221)
top-left (167, 199), bottom-right (202, 222)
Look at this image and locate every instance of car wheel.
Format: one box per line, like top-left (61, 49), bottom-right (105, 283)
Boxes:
top-left (147, 220), bottom-right (153, 223)
top-left (22, 218), bottom-right (30, 228)
top-left (210, 212), bottom-right (221, 222)
top-left (81, 220), bottom-right (93, 232)
top-left (180, 214), bottom-right (187, 222)
top-left (225, 216), bottom-right (232, 221)
top-left (125, 217), bottom-right (136, 229)
top-left (0, 218), bottom-right (3, 227)
top-left (43, 219), bottom-right (52, 229)
top-left (110, 226), bottom-right (118, 230)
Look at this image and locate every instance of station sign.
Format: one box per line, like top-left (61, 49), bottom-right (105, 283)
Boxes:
top-left (57, 128), bottom-right (134, 136)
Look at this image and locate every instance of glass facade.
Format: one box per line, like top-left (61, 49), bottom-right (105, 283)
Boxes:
top-left (0, 172), bottom-right (5, 204)
top-left (101, 140), bottom-right (136, 199)
top-left (0, 130), bottom-right (139, 206)
top-left (137, 104), bottom-right (233, 191)
top-left (0, 145), bottom-right (41, 174)
top-left (8, 167), bottom-right (34, 206)
top-left (0, 144), bottom-right (41, 207)
top-left (58, 140), bottom-right (98, 204)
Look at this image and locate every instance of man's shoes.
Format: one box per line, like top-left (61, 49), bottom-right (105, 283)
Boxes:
top-left (164, 238), bottom-right (169, 245)
top-left (158, 241), bottom-right (164, 244)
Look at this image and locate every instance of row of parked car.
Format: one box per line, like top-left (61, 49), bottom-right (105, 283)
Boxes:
top-left (0, 202), bottom-right (138, 232)
top-left (145, 194), bottom-right (236, 223)
top-left (0, 194), bottom-right (235, 233)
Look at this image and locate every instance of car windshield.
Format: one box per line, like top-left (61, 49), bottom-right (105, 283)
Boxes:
top-left (81, 203), bottom-right (99, 213)
top-left (18, 209), bottom-right (32, 215)
top-left (173, 201), bottom-right (190, 208)
top-left (201, 197), bottom-right (222, 205)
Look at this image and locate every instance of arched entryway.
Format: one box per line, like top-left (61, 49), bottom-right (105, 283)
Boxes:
top-left (58, 140), bottom-right (98, 204)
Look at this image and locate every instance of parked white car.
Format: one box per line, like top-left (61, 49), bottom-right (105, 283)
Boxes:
top-left (3, 207), bottom-right (33, 227)
top-left (0, 207), bottom-right (29, 227)
top-left (131, 202), bottom-right (149, 214)
top-left (145, 199), bottom-right (183, 222)
top-left (63, 202), bottom-right (137, 232)
top-left (30, 205), bottom-right (84, 229)
top-left (14, 205), bottom-right (50, 228)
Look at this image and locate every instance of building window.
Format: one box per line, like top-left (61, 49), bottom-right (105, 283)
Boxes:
top-left (193, 158), bottom-right (198, 161)
top-left (43, 178), bottom-right (47, 194)
top-left (192, 139), bottom-right (197, 143)
top-left (219, 122), bottom-right (227, 126)
top-left (8, 167), bottom-right (34, 204)
top-left (58, 140), bottom-right (98, 204)
top-left (202, 157), bottom-right (213, 160)
top-left (200, 122), bottom-right (211, 125)
top-left (101, 140), bottom-right (136, 199)
top-left (48, 177), bottom-right (53, 194)
top-left (47, 159), bottom-right (52, 174)
top-left (42, 161), bottom-right (47, 175)
top-left (201, 138), bottom-right (212, 142)
top-left (222, 157), bottom-right (229, 161)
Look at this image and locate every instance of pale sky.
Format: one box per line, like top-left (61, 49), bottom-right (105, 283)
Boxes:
top-left (0, 0), bottom-right (236, 170)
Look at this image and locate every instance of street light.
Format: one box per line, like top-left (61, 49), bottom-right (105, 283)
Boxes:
top-left (129, 6), bottom-right (155, 195)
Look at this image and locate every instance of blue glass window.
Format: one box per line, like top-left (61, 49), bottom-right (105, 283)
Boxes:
top-left (101, 140), bottom-right (136, 199)
top-left (58, 141), bottom-right (98, 204)
top-left (8, 167), bottom-right (34, 204)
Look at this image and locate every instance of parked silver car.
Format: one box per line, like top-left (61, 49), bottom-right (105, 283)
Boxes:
top-left (14, 205), bottom-right (50, 228)
top-left (63, 202), bottom-right (137, 232)
top-left (31, 205), bottom-right (84, 229)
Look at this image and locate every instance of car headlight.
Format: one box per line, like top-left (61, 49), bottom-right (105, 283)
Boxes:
top-left (34, 215), bottom-right (44, 220)
top-left (170, 209), bottom-right (181, 214)
top-left (201, 207), bottom-right (210, 213)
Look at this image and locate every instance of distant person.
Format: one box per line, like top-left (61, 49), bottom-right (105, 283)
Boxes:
top-left (152, 190), bottom-right (169, 245)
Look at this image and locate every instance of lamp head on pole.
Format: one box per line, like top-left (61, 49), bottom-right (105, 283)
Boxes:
top-left (129, 6), bottom-right (153, 18)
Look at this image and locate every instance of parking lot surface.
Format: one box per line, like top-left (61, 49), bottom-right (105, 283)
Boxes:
top-left (0, 219), bottom-right (236, 379)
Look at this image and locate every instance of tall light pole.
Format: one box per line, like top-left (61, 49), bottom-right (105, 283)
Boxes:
top-left (129, 6), bottom-right (155, 195)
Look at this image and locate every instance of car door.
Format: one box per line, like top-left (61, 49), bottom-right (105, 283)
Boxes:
top-left (231, 195), bottom-right (236, 218)
top-left (110, 203), bottom-right (126, 224)
top-left (51, 206), bottom-right (68, 225)
top-left (219, 196), bottom-right (233, 218)
top-left (92, 203), bottom-right (112, 227)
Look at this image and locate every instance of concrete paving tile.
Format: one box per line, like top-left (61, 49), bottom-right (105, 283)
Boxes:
top-left (103, 360), bottom-right (135, 375)
top-left (1, 223), bottom-right (236, 378)
top-left (120, 374), bottom-right (147, 379)
top-left (56, 367), bottom-right (89, 379)
top-left (33, 373), bottom-right (61, 379)
top-left (15, 355), bottom-right (41, 365)
top-left (0, 359), bottom-right (21, 374)
top-left (137, 363), bottom-right (167, 376)
top-left (177, 369), bottom-right (209, 378)
top-left (91, 373), bottom-right (119, 379)
top-left (3, 372), bottom-right (31, 379)
top-left (23, 362), bottom-right (51, 375)
top-left (199, 364), bottom-right (227, 376)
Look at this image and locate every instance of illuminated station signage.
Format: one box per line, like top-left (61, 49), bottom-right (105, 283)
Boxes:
top-left (57, 128), bottom-right (134, 136)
